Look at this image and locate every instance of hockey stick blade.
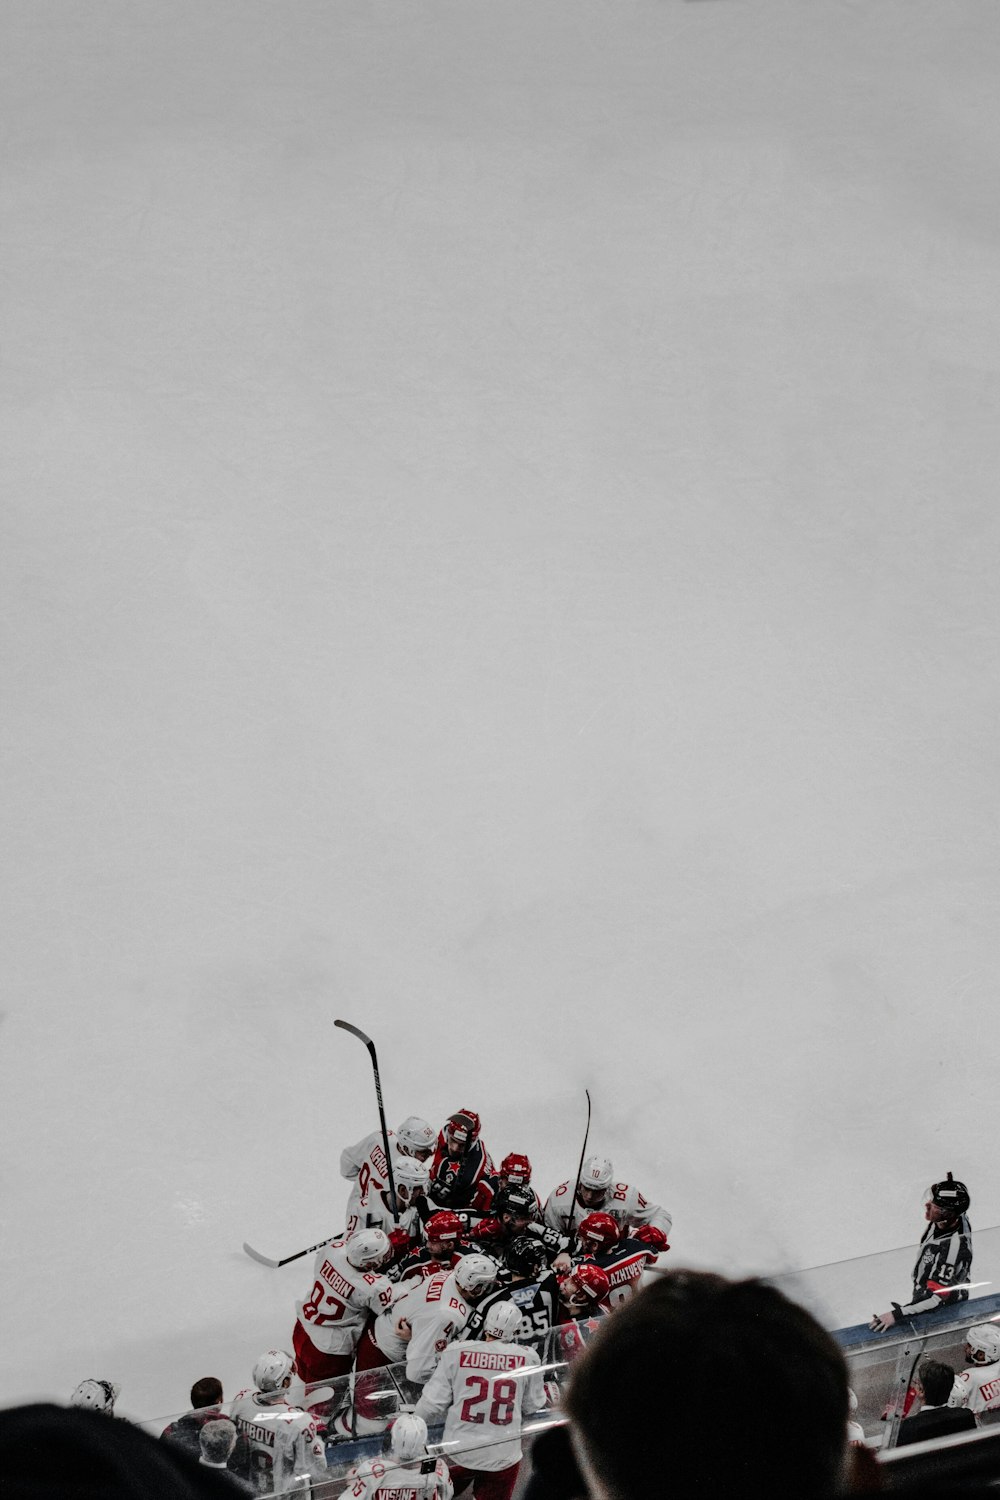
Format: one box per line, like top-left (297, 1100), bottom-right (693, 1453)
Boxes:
top-left (334, 1019), bottom-right (374, 1050)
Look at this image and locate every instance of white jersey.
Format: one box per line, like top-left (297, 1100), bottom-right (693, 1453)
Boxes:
top-left (949, 1362), bottom-right (1000, 1415)
top-left (342, 1456), bottom-right (453, 1500)
top-left (229, 1390), bottom-right (327, 1495)
top-left (341, 1130), bottom-right (424, 1236)
top-left (295, 1240), bottom-right (394, 1354)
top-left (542, 1178), bottom-right (672, 1240)
top-left (416, 1338), bottom-right (546, 1472)
top-left (354, 1190), bottom-right (423, 1244)
top-left (372, 1269), bottom-right (472, 1385)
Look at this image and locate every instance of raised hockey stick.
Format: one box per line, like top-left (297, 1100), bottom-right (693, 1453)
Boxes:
top-left (565, 1088), bottom-right (592, 1238)
top-left (334, 1018), bottom-right (400, 1222)
top-left (242, 1234), bottom-right (337, 1269)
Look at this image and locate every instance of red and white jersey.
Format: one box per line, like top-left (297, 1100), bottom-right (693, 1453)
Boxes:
top-left (352, 1190), bottom-right (423, 1245)
top-left (372, 1269), bottom-right (473, 1385)
top-left (342, 1456), bottom-right (454, 1500)
top-left (343, 1131), bottom-right (412, 1235)
top-left (415, 1338), bottom-right (546, 1472)
top-left (229, 1390), bottom-right (327, 1495)
top-left (542, 1179), bottom-right (672, 1240)
top-left (950, 1362), bottom-right (1000, 1415)
top-left (295, 1240), bottom-right (394, 1354)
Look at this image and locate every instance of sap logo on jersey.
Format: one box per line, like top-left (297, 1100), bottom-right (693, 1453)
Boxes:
top-left (459, 1350), bottom-right (526, 1371)
top-left (320, 1261), bottom-right (354, 1299)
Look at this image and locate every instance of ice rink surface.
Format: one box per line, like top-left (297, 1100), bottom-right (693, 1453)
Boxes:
top-left (2, 0), bottom-right (999, 1423)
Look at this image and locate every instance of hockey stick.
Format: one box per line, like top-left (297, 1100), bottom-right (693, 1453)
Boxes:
top-left (242, 1234), bottom-right (337, 1269)
top-left (565, 1089), bottom-right (592, 1239)
top-left (334, 1018), bottom-right (400, 1222)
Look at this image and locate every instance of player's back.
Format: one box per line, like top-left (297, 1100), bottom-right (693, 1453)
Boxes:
top-left (345, 1456), bottom-right (453, 1500)
top-left (297, 1241), bottom-right (394, 1353)
top-left (951, 1363), bottom-right (1000, 1414)
top-left (229, 1389), bottom-right (326, 1494)
top-left (418, 1339), bottom-right (545, 1470)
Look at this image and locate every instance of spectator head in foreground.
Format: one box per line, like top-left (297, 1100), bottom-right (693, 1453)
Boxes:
top-left (564, 1269), bottom-right (855, 1499)
top-left (69, 1379), bottom-right (120, 1416)
top-left (199, 1419), bottom-right (238, 1469)
top-left (0, 1403), bottom-right (251, 1499)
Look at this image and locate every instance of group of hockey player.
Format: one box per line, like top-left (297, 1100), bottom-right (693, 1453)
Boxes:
top-left (230, 1106), bottom-right (673, 1498)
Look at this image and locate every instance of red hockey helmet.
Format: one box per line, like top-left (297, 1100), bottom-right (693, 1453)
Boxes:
top-left (425, 1210), bottom-right (463, 1245)
top-left (559, 1260), bottom-right (611, 1309)
top-left (577, 1212), bottom-right (621, 1253)
top-left (500, 1152), bottom-right (532, 1185)
top-left (445, 1109), bottom-right (481, 1150)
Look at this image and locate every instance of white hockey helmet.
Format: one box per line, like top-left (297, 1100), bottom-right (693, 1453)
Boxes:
top-left (483, 1300), bottom-right (523, 1342)
top-left (966, 1324), bottom-right (1000, 1364)
top-left (847, 1388), bottom-right (858, 1414)
top-left (392, 1155), bottom-right (430, 1196)
top-left (69, 1379), bottom-right (120, 1413)
top-left (253, 1350), bottom-right (294, 1393)
top-left (397, 1117), bottom-right (435, 1158)
top-left (390, 1412), bottom-right (429, 1462)
top-left (454, 1253), bottom-right (498, 1298)
top-left (580, 1156), bottom-right (614, 1194)
top-left (347, 1227), bottom-right (392, 1270)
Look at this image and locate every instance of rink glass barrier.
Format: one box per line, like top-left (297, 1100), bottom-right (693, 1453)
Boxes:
top-left (767, 1222), bottom-right (1000, 1450)
top-left (146, 1225), bottom-right (1000, 1490)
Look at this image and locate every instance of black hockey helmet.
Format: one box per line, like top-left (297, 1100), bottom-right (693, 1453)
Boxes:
top-left (495, 1185), bottom-right (535, 1221)
top-left (505, 1235), bottom-right (549, 1279)
top-left (928, 1172), bottom-right (970, 1216)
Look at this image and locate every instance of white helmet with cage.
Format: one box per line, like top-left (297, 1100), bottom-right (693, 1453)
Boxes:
top-left (454, 1253), bottom-right (498, 1298)
top-left (253, 1350), bottom-right (294, 1393)
top-left (390, 1412), bottom-right (429, 1462)
top-left (483, 1301), bottom-right (524, 1341)
top-left (346, 1227), bottom-right (391, 1270)
top-left (966, 1324), bottom-right (1000, 1364)
top-left (396, 1117), bottom-right (435, 1158)
top-left (580, 1156), bottom-right (614, 1194)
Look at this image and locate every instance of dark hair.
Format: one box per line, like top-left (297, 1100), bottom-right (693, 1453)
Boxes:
top-left (190, 1379), bottom-right (223, 1410)
top-left (565, 1269), bottom-right (849, 1500)
top-left (918, 1358), bottom-right (956, 1408)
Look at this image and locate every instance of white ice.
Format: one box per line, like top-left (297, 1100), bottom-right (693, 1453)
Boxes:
top-left (2, 0), bottom-right (999, 1426)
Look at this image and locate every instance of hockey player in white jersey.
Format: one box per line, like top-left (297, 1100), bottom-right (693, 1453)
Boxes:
top-left (230, 1350), bottom-right (328, 1496)
top-left (542, 1155), bottom-right (672, 1245)
top-left (351, 1155), bottom-right (431, 1248)
top-left (360, 1254), bottom-right (500, 1388)
top-left (949, 1324), bottom-right (1000, 1415)
top-left (293, 1228), bottom-right (396, 1386)
top-left (343, 1118), bottom-right (437, 1235)
top-left (415, 1301), bottom-right (547, 1500)
top-left (340, 1413), bottom-right (453, 1500)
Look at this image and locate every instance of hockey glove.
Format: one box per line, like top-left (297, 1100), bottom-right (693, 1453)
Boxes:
top-left (632, 1225), bottom-right (669, 1252)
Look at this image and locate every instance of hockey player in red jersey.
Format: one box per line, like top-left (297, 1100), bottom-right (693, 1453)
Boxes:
top-left (574, 1212), bottom-right (663, 1304)
top-left (554, 1261), bottom-right (612, 1362)
top-left (292, 1228), bottom-right (395, 1385)
top-left (230, 1350), bottom-right (328, 1495)
top-left (428, 1110), bottom-right (495, 1213)
top-left (397, 1210), bottom-right (467, 1285)
top-left (543, 1155), bottom-right (672, 1245)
